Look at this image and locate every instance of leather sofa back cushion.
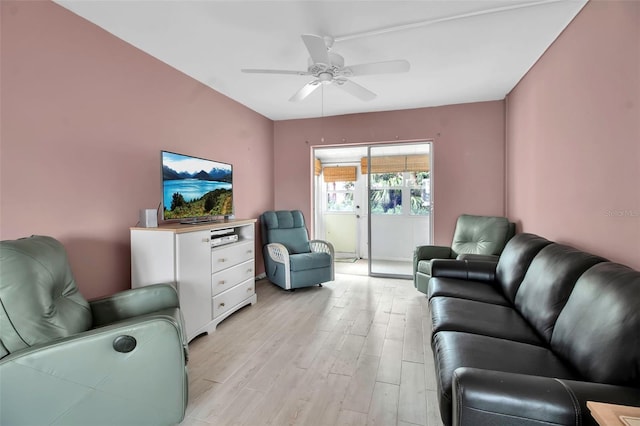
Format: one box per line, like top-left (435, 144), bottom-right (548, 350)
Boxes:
top-left (451, 215), bottom-right (510, 256)
top-left (496, 233), bottom-right (552, 303)
top-left (0, 236), bottom-right (91, 353)
top-left (262, 210), bottom-right (311, 254)
top-left (514, 243), bottom-right (606, 342)
top-left (551, 262), bottom-right (640, 386)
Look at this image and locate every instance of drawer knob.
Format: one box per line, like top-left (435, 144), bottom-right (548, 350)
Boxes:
top-left (219, 302), bottom-right (225, 307)
top-left (218, 280), bottom-right (226, 285)
top-left (247, 288), bottom-right (254, 292)
top-left (247, 268), bottom-right (253, 273)
top-left (219, 258), bottom-right (227, 263)
top-left (247, 250), bottom-right (253, 254)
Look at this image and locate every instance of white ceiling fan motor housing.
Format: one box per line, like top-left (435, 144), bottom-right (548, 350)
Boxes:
top-left (307, 52), bottom-right (344, 80)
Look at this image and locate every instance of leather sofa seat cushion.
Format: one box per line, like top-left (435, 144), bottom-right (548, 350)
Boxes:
top-left (429, 297), bottom-right (543, 346)
top-left (433, 331), bottom-right (578, 426)
top-left (0, 236), bottom-right (92, 353)
top-left (551, 262), bottom-right (640, 387)
top-left (289, 252), bottom-right (332, 271)
top-left (495, 233), bottom-right (552, 303)
top-left (514, 243), bottom-right (606, 343)
top-left (427, 277), bottom-right (510, 306)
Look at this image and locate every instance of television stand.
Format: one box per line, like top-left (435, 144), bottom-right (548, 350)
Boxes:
top-left (180, 217), bottom-right (221, 225)
top-left (130, 219), bottom-right (257, 342)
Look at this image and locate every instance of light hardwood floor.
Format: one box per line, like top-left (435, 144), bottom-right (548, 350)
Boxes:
top-left (179, 272), bottom-right (444, 426)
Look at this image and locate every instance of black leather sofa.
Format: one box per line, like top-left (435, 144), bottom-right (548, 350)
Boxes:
top-left (427, 233), bottom-right (640, 426)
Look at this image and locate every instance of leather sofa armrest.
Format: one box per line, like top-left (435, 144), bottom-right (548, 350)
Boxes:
top-left (452, 367), bottom-right (640, 426)
top-left (413, 245), bottom-right (453, 285)
top-left (89, 283), bottom-right (179, 327)
top-left (431, 259), bottom-right (497, 282)
top-left (455, 253), bottom-right (499, 262)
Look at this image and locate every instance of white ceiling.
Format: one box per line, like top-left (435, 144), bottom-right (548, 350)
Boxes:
top-left (54, 0), bottom-right (586, 121)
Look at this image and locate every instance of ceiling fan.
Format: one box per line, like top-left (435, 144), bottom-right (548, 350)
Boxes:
top-left (241, 34), bottom-right (410, 102)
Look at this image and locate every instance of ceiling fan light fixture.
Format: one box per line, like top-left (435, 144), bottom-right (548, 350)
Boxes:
top-left (318, 72), bottom-right (333, 82)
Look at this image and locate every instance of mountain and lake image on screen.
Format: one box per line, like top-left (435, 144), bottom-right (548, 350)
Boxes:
top-left (161, 151), bottom-right (232, 221)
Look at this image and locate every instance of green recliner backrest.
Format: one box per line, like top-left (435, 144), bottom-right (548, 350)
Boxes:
top-left (261, 210), bottom-right (311, 254)
top-left (0, 236), bottom-right (92, 357)
top-left (451, 214), bottom-right (511, 257)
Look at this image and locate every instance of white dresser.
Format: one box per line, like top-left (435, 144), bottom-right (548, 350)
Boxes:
top-left (130, 219), bottom-right (257, 342)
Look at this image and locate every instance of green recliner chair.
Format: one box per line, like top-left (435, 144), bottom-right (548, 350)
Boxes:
top-left (261, 210), bottom-right (334, 290)
top-left (413, 214), bottom-right (515, 294)
top-left (0, 236), bottom-right (188, 426)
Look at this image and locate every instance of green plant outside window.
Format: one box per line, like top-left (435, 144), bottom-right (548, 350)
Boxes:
top-left (370, 171), bottom-right (430, 216)
top-left (326, 181), bottom-right (355, 212)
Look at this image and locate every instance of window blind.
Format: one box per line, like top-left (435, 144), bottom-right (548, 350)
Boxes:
top-left (323, 166), bottom-right (357, 182)
top-left (360, 154), bottom-right (429, 173)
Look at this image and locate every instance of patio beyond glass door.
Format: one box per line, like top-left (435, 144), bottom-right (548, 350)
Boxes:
top-left (324, 177), bottom-right (358, 260)
top-left (367, 143), bottom-right (432, 277)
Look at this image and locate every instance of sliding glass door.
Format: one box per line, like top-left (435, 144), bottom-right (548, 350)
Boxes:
top-left (367, 143), bottom-right (432, 277)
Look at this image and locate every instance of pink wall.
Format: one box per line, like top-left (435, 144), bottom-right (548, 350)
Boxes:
top-left (5, 1), bottom-right (634, 303)
top-left (274, 101), bottom-right (506, 245)
top-left (506, 1), bottom-right (640, 269)
top-left (0, 1), bottom-right (274, 298)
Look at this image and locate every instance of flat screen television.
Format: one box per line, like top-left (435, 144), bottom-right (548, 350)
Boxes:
top-left (161, 150), bottom-right (233, 223)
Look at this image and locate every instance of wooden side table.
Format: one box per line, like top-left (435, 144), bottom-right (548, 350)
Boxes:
top-left (587, 401), bottom-right (640, 426)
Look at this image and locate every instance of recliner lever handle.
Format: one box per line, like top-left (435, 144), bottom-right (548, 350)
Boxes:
top-left (113, 335), bottom-right (137, 353)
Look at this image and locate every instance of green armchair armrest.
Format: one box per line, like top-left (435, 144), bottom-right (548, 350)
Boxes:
top-left (90, 283), bottom-right (179, 326)
top-left (90, 283), bottom-right (188, 356)
top-left (0, 311), bottom-right (188, 426)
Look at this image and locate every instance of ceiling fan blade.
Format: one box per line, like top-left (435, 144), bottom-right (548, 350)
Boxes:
top-left (241, 68), bottom-right (309, 76)
top-left (301, 34), bottom-right (331, 65)
top-left (335, 79), bottom-right (376, 102)
top-left (289, 80), bottom-right (322, 102)
top-left (344, 60), bottom-right (410, 77)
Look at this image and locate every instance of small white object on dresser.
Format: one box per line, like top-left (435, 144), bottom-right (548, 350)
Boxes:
top-left (130, 219), bottom-right (257, 342)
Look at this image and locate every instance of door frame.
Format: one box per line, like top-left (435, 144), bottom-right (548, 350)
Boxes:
top-left (311, 140), bottom-right (433, 276)
top-left (366, 141), bottom-right (433, 278)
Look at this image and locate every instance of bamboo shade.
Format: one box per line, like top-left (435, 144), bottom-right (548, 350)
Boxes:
top-left (314, 158), bottom-right (322, 176)
top-left (360, 156), bottom-right (405, 173)
top-left (405, 154), bottom-right (430, 172)
top-left (361, 154), bottom-right (429, 173)
top-left (323, 166), bottom-right (357, 182)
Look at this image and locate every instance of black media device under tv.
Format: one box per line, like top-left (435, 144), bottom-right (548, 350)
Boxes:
top-left (161, 150), bottom-right (233, 224)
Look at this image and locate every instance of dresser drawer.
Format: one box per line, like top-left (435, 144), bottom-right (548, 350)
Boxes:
top-left (212, 278), bottom-right (255, 318)
top-left (211, 241), bottom-right (254, 273)
top-left (211, 259), bottom-right (255, 296)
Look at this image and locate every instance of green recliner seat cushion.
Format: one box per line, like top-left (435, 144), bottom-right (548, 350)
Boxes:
top-left (0, 236), bottom-right (92, 353)
top-left (290, 252), bottom-right (332, 271)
